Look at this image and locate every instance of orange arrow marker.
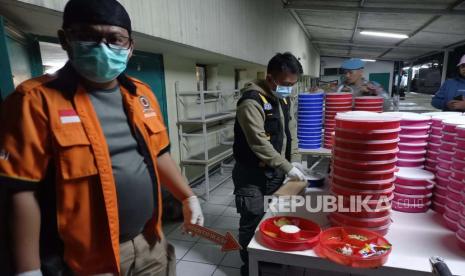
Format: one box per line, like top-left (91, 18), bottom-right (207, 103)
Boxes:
top-left (185, 224), bottom-right (242, 252)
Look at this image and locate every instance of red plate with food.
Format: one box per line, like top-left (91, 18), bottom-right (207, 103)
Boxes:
top-left (258, 216), bottom-right (321, 251)
top-left (316, 227), bottom-right (392, 268)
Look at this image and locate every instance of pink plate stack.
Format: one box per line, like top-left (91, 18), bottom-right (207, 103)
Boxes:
top-left (422, 112), bottom-right (462, 175)
top-left (440, 119), bottom-right (465, 231)
top-left (457, 186), bottom-right (465, 250)
top-left (386, 112), bottom-right (430, 169)
top-left (324, 93), bottom-right (353, 149)
top-left (354, 96), bottom-right (384, 112)
top-left (392, 168), bottom-right (435, 213)
top-left (329, 111), bottom-right (401, 236)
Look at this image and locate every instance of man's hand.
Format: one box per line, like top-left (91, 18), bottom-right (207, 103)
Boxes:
top-left (447, 100), bottom-right (465, 110)
top-left (286, 167), bottom-right (306, 181)
top-left (182, 195), bottom-right (204, 227)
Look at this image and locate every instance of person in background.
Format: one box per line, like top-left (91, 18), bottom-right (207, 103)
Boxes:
top-left (431, 54), bottom-right (465, 111)
top-left (232, 52), bottom-right (306, 276)
top-left (1, 0), bottom-right (203, 275)
top-left (339, 58), bottom-right (391, 110)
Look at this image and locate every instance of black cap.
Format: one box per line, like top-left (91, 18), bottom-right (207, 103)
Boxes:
top-left (62, 0), bottom-right (132, 34)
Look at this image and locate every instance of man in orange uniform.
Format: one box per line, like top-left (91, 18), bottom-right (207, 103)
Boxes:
top-left (1, 0), bottom-right (203, 275)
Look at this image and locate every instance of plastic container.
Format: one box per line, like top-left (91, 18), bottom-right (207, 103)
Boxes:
top-left (331, 174), bottom-right (395, 190)
top-left (331, 183), bottom-right (394, 200)
top-left (426, 150), bottom-right (439, 160)
top-left (332, 157), bottom-right (397, 172)
top-left (394, 167), bottom-right (434, 186)
top-left (316, 227), bottom-right (392, 268)
top-left (335, 112), bottom-right (401, 131)
top-left (456, 125), bottom-right (465, 137)
top-left (454, 148), bottom-right (465, 160)
top-left (393, 192), bottom-right (432, 205)
top-left (333, 147), bottom-right (399, 162)
top-left (397, 150), bottom-right (426, 160)
top-left (354, 96), bottom-right (384, 103)
top-left (333, 137), bottom-right (399, 151)
top-left (398, 142), bottom-right (427, 152)
top-left (328, 217), bottom-right (391, 236)
top-left (436, 186), bottom-right (448, 198)
top-left (425, 158), bottom-right (438, 168)
top-left (427, 142), bottom-right (441, 152)
top-left (437, 157), bottom-right (452, 170)
top-left (445, 206), bottom-right (461, 221)
top-left (443, 213), bottom-right (459, 231)
top-left (394, 183), bottom-right (434, 195)
top-left (325, 92), bottom-right (353, 99)
top-left (428, 135), bottom-right (442, 144)
top-left (447, 185), bottom-right (463, 202)
top-left (398, 134), bottom-right (429, 144)
top-left (442, 117), bottom-right (465, 132)
top-left (299, 143), bottom-right (322, 149)
top-left (396, 158), bottom-right (425, 168)
top-left (329, 212), bottom-right (391, 228)
top-left (456, 137), bottom-right (465, 148)
top-left (336, 128), bottom-right (400, 141)
top-left (451, 167), bottom-right (465, 181)
top-left (438, 149), bottom-right (454, 161)
top-left (399, 125), bottom-right (430, 136)
top-left (424, 165), bottom-right (436, 173)
top-left (442, 131), bottom-right (457, 142)
top-left (433, 193), bottom-right (447, 205)
top-left (384, 112), bottom-right (430, 127)
top-left (436, 166), bottom-right (451, 178)
top-left (435, 175), bottom-right (449, 188)
top-left (446, 197), bottom-right (460, 212)
top-left (440, 141), bottom-right (456, 152)
top-left (258, 216), bottom-right (321, 251)
top-left (392, 200), bottom-right (431, 213)
top-left (430, 127), bottom-right (442, 136)
top-left (432, 201), bottom-right (446, 214)
top-left (452, 157), bottom-right (465, 171)
top-left (332, 165), bottom-right (395, 181)
top-left (336, 193), bottom-right (393, 212)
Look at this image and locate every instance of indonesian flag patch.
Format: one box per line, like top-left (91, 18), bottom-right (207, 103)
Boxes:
top-left (59, 109), bottom-right (81, 124)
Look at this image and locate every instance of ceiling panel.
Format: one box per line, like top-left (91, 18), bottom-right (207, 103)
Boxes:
top-left (297, 10), bottom-right (357, 29)
top-left (364, 0), bottom-right (454, 9)
top-left (422, 16), bottom-right (465, 35)
top-left (305, 26), bottom-right (353, 40)
top-left (358, 13), bottom-right (431, 32)
top-left (405, 31), bottom-right (464, 47)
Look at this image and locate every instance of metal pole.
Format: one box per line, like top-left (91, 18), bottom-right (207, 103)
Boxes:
top-left (441, 50), bottom-right (450, 85)
top-left (407, 67), bottom-right (413, 93)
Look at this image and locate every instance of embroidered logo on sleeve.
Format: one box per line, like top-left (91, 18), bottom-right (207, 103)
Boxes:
top-left (139, 96), bottom-right (157, 118)
top-left (0, 149), bottom-right (9, 161)
top-left (59, 109), bottom-right (81, 124)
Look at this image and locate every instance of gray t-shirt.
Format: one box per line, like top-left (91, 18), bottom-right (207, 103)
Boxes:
top-left (88, 86), bottom-right (154, 242)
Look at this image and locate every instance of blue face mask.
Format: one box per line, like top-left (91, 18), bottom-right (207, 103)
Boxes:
top-left (70, 41), bottom-right (130, 83)
top-left (272, 80), bottom-right (293, 98)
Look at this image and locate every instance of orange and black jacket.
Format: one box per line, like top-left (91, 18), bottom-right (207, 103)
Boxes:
top-left (0, 63), bottom-right (170, 274)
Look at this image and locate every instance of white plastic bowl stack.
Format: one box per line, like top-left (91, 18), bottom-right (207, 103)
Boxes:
top-left (385, 112), bottom-right (430, 169)
top-left (329, 111), bottom-right (402, 236)
top-left (324, 93), bottom-right (353, 149)
top-left (392, 168), bottom-right (435, 213)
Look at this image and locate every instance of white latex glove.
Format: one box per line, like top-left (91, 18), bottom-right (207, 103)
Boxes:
top-left (286, 166), bottom-right (306, 181)
top-left (16, 270), bottom-right (42, 276)
top-left (182, 195), bottom-right (204, 226)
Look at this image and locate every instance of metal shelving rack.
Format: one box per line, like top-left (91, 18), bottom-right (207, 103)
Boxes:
top-left (175, 81), bottom-right (239, 200)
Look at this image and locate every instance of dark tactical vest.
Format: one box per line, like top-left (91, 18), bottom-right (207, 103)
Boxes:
top-left (233, 90), bottom-right (292, 168)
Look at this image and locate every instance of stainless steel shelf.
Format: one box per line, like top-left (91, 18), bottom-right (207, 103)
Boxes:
top-left (178, 112), bottom-right (235, 124)
top-left (182, 124), bottom-right (233, 137)
top-left (181, 145), bottom-right (233, 165)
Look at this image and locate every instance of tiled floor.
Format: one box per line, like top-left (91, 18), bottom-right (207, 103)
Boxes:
top-left (165, 179), bottom-right (242, 276)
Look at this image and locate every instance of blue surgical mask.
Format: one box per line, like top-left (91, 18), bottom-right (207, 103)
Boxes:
top-left (70, 41), bottom-right (130, 83)
top-left (272, 80), bottom-right (293, 98)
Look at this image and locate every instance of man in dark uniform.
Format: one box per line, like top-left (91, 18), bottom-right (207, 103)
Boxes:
top-left (232, 52), bottom-right (306, 276)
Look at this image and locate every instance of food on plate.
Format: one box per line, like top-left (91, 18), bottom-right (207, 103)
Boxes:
top-left (347, 234), bottom-right (368, 241)
top-left (280, 225), bottom-right (301, 234)
top-left (274, 217), bottom-right (292, 227)
top-left (337, 245), bottom-right (353, 256)
top-left (358, 243), bottom-right (392, 258)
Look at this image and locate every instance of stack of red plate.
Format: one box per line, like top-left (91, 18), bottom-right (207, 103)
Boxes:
top-left (422, 113), bottom-right (462, 174)
top-left (385, 112), bottom-right (430, 169)
top-left (324, 93), bottom-right (353, 149)
top-left (354, 96), bottom-right (384, 112)
top-left (392, 168), bottom-right (434, 213)
top-left (330, 112), bottom-right (401, 236)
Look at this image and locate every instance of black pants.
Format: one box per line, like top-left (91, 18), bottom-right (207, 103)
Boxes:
top-left (232, 163), bottom-right (284, 276)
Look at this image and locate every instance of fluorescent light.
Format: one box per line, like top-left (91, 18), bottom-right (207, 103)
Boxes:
top-left (360, 30), bottom-right (409, 39)
top-left (361, 59), bottom-right (376, 62)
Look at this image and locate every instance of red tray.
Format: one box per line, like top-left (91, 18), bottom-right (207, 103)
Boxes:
top-left (329, 212), bottom-right (391, 228)
top-left (335, 128), bottom-right (400, 141)
top-left (333, 147), bottom-right (399, 162)
top-left (258, 216), bottom-right (321, 251)
top-left (332, 165), bottom-right (396, 181)
top-left (332, 157), bottom-right (397, 172)
top-left (331, 173), bottom-right (395, 190)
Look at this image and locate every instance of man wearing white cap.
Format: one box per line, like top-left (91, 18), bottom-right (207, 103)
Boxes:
top-left (432, 54), bottom-right (465, 111)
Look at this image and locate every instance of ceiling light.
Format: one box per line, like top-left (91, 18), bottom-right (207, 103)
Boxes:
top-left (361, 59), bottom-right (376, 62)
top-left (360, 31), bottom-right (409, 39)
